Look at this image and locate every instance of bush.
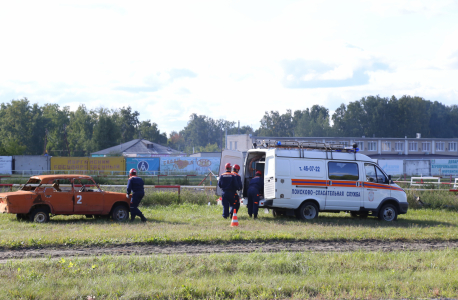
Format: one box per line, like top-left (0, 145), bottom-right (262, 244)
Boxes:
top-left (103, 186), bottom-right (219, 206)
top-left (406, 188), bottom-right (458, 210)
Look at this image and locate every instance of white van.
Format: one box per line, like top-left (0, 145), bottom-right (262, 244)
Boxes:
top-left (218, 141), bottom-right (408, 221)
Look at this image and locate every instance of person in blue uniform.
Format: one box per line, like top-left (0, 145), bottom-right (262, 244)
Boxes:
top-left (247, 171), bottom-right (264, 219)
top-left (126, 168), bottom-right (147, 222)
top-left (230, 164), bottom-right (242, 218)
top-left (218, 163), bottom-right (237, 219)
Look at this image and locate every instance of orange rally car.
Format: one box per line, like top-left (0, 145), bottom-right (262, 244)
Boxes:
top-left (0, 175), bottom-right (130, 223)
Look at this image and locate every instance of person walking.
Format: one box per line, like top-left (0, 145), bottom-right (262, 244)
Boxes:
top-left (230, 164), bottom-right (242, 218)
top-left (218, 163), bottom-right (237, 219)
top-left (126, 168), bottom-right (147, 222)
top-left (247, 171), bottom-right (264, 218)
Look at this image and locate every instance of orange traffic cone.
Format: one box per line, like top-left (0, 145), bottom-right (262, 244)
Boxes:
top-left (230, 209), bottom-right (239, 227)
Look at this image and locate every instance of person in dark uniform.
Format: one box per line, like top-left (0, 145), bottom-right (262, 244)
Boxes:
top-left (247, 171), bottom-right (264, 218)
top-left (126, 168), bottom-right (147, 222)
top-left (230, 164), bottom-right (242, 218)
top-left (218, 163), bottom-right (237, 219)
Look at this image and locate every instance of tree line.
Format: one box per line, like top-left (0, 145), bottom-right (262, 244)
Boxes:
top-left (2, 95), bottom-right (458, 156)
top-left (0, 99), bottom-right (167, 156)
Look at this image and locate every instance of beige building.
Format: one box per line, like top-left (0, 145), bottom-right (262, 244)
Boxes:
top-left (227, 134), bottom-right (458, 158)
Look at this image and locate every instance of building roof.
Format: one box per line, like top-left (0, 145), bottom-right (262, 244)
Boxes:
top-left (91, 139), bottom-right (185, 157)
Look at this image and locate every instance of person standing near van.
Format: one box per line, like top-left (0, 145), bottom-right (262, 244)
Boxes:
top-left (230, 164), bottom-right (242, 218)
top-left (247, 171), bottom-right (264, 218)
top-left (126, 168), bottom-right (147, 222)
top-left (218, 163), bottom-right (237, 219)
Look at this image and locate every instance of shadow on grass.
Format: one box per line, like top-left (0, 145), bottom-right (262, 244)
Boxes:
top-left (39, 216), bottom-right (190, 225)
top-left (260, 214), bottom-right (456, 228)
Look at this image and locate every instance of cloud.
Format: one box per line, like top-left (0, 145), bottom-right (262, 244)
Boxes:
top-left (113, 86), bottom-right (162, 93)
top-left (169, 69), bottom-right (197, 81)
top-left (281, 59), bottom-right (389, 88)
top-left (113, 68), bottom-right (197, 94)
top-left (367, 0), bottom-right (458, 17)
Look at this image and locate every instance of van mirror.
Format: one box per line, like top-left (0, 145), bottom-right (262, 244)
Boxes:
top-left (387, 174), bottom-right (392, 183)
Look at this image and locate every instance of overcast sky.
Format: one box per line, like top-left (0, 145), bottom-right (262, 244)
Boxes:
top-left (1, 0), bottom-right (458, 134)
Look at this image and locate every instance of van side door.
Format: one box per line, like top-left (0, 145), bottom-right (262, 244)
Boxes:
top-left (217, 150), bottom-right (244, 196)
top-left (363, 163), bottom-right (391, 209)
top-left (325, 161), bottom-right (362, 210)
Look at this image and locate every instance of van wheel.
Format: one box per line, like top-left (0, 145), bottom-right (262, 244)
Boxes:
top-left (296, 202), bottom-right (319, 220)
top-left (29, 208), bottom-right (49, 223)
top-left (112, 205), bottom-right (129, 221)
top-left (378, 204), bottom-right (398, 221)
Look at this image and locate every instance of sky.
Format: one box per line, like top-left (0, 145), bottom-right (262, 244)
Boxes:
top-left (1, 0), bottom-right (458, 135)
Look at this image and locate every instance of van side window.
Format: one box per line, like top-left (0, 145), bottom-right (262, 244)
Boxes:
top-left (365, 164), bottom-right (387, 184)
top-left (328, 162), bottom-right (359, 180)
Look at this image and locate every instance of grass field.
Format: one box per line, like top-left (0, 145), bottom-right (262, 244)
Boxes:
top-left (3, 250), bottom-right (458, 299)
top-left (1, 202), bottom-right (458, 249)
top-left (2, 188), bottom-right (458, 299)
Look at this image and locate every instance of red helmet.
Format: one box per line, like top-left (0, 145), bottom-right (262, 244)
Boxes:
top-left (255, 171), bottom-right (262, 176)
top-left (225, 163), bottom-right (231, 170)
top-left (233, 164), bottom-right (240, 171)
top-left (129, 168), bottom-right (137, 177)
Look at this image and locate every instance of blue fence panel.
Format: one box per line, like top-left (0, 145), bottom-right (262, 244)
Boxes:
top-left (126, 157), bottom-right (160, 174)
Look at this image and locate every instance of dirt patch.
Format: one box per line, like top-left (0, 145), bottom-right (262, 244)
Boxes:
top-left (1, 240), bottom-right (458, 262)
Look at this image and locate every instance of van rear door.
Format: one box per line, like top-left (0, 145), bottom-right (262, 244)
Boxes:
top-left (217, 150), bottom-right (244, 196)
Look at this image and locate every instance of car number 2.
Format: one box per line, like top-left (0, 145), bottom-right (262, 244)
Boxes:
top-left (77, 195), bottom-right (82, 204)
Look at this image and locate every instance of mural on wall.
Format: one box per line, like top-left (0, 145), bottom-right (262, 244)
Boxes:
top-left (51, 157), bottom-right (125, 174)
top-left (431, 159), bottom-right (458, 175)
top-left (0, 156), bottom-right (12, 175)
top-left (160, 157), bottom-right (220, 174)
top-left (126, 158), bottom-right (160, 173)
top-left (378, 160), bottom-right (403, 175)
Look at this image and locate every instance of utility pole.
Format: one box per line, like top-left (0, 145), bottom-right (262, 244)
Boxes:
top-left (63, 124), bottom-right (70, 156)
top-left (43, 129), bottom-right (48, 155)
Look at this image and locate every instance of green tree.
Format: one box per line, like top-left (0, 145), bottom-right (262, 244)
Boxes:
top-left (67, 105), bottom-right (95, 156)
top-left (91, 108), bottom-right (120, 151)
top-left (137, 120), bottom-right (167, 144)
top-left (296, 106), bottom-right (332, 137)
top-left (257, 110), bottom-right (294, 137)
top-left (114, 106), bottom-right (140, 144)
top-left (41, 104), bottom-right (70, 156)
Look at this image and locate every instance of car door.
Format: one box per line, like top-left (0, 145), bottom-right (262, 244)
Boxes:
top-left (363, 163), bottom-right (391, 209)
top-left (325, 161), bottom-right (362, 210)
top-left (44, 179), bottom-right (74, 214)
top-left (73, 178), bottom-right (104, 214)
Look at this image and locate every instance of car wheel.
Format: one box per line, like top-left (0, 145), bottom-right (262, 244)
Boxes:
top-left (29, 208), bottom-right (49, 223)
top-left (272, 209), bottom-right (280, 217)
top-left (112, 205), bottom-right (129, 221)
top-left (85, 214), bottom-right (93, 218)
top-left (296, 202), bottom-right (319, 220)
top-left (378, 204), bottom-right (398, 221)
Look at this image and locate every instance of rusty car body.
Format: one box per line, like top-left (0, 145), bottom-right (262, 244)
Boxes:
top-left (0, 175), bottom-right (130, 223)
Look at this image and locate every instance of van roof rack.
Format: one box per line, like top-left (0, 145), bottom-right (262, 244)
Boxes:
top-left (253, 140), bottom-right (359, 153)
